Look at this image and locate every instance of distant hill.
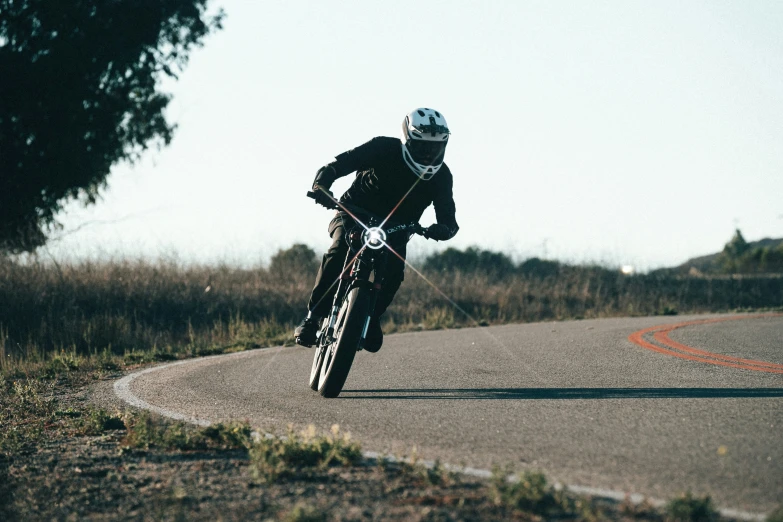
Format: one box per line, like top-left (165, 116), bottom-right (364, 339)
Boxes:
top-left (673, 236), bottom-right (783, 275)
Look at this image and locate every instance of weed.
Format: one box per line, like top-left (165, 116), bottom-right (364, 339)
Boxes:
top-left (77, 408), bottom-right (126, 435)
top-left (123, 349), bottom-right (177, 365)
top-left (55, 407), bottom-right (81, 418)
top-left (423, 307), bottom-right (456, 329)
top-left (419, 460), bottom-right (456, 487)
top-left (122, 411), bottom-right (252, 451)
top-left (488, 466), bottom-right (600, 518)
top-left (42, 351), bottom-right (83, 378)
top-left (398, 452), bottom-right (456, 487)
top-left (11, 378), bottom-right (54, 417)
top-left (199, 421), bottom-right (254, 450)
top-left (620, 496), bottom-right (661, 519)
top-left (284, 503), bottom-right (326, 522)
top-left (249, 424), bottom-right (362, 483)
top-left (0, 378), bottom-right (55, 456)
top-left (767, 506), bottom-right (783, 522)
top-left (666, 491), bottom-right (718, 521)
top-left (490, 466), bottom-right (563, 515)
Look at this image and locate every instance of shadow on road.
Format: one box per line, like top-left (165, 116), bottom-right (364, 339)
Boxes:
top-left (338, 388), bottom-right (783, 400)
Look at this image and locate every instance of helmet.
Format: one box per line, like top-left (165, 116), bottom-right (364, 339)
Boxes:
top-left (401, 108), bottom-right (450, 180)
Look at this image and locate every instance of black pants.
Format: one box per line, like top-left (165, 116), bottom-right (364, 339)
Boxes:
top-left (307, 212), bottom-right (406, 318)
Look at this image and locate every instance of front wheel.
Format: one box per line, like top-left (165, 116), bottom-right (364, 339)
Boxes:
top-left (317, 287), bottom-right (370, 398)
top-left (308, 320), bottom-right (327, 391)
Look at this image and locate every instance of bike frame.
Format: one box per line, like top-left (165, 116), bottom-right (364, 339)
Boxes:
top-left (306, 190), bottom-right (426, 396)
top-left (320, 215), bottom-right (397, 348)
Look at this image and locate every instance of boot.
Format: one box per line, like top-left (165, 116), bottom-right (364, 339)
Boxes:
top-left (294, 314), bottom-right (322, 347)
top-left (362, 317), bottom-right (383, 353)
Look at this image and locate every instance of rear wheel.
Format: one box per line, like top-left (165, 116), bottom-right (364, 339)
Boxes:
top-left (318, 287), bottom-right (370, 398)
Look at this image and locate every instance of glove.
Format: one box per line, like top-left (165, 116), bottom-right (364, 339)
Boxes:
top-left (424, 223), bottom-right (452, 241)
top-left (311, 184), bottom-right (335, 207)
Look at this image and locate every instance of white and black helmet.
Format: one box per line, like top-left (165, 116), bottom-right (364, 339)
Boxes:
top-left (401, 108), bottom-right (450, 180)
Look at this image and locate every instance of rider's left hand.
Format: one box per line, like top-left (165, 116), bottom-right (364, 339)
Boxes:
top-left (424, 223), bottom-right (452, 241)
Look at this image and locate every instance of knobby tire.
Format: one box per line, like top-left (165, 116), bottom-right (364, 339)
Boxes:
top-left (318, 287), bottom-right (370, 398)
top-left (308, 319), bottom-right (327, 390)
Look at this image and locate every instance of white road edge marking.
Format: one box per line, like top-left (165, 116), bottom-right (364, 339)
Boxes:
top-left (114, 350), bottom-right (766, 522)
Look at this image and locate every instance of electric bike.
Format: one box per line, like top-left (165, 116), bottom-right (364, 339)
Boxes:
top-left (306, 190), bottom-right (426, 398)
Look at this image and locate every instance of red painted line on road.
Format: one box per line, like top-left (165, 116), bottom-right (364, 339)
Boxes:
top-left (654, 325), bottom-right (783, 370)
top-left (628, 314), bottom-right (783, 374)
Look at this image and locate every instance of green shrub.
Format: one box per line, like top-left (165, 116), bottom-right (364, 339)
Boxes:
top-left (284, 503), bottom-right (326, 522)
top-left (489, 466), bottom-right (599, 518)
top-left (490, 467), bottom-right (564, 515)
top-left (399, 456), bottom-right (456, 487)
top-left (78, 408), bottom-right (126, 435)
top-left (666, 491), bottom-right (718, 521)
top-left (123, 411), bottom-right (252, 451)
top-left (767, 506), bottom-right (783, 522)
top-left (249, 424), bottom-right (362, 483)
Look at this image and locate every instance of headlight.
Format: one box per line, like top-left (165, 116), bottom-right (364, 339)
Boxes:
top-left (362, 227), bottom-right (386, 250)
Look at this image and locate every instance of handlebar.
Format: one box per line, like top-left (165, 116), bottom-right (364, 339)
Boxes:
top-left (307, 190), bottom-right (426, 237)
top-left (306, 190), bottom-right (332, 207)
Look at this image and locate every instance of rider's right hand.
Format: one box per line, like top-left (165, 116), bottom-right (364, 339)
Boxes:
top-left (312, 184), bottom-right (335, 207)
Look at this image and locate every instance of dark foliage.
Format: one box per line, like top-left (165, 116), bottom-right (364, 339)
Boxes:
top-left (0, 0), bottom-right (224, 253)
top-left (518, 257), bottom-right (561, 278)
top-left (672, 230), bottom-right (783, 275)
top-left (269, 244), bottom-right (320, 276)
top-left (423, 246), bottom-right (516, 279)
top-left (718, 230), bottom-right (783, 274)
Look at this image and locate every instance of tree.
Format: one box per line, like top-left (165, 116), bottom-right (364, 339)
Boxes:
top-left (518, 257), bottom-right (561, 278)
top-left (423, 246), bottom-right (516, 279)
top-left (760, 244), bottom-right (783, 273)
top-left (269, 244), bottom-right (320, 276)
top-left (724, 229), bottom-right (750, 258)
top-left (0, 0), bottom-right (224, 253)
top-left (718, 229), bottom-right (751, 273)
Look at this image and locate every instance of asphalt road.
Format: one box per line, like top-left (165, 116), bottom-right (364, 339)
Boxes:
top-left (117, 313), bottom-right (783, 513)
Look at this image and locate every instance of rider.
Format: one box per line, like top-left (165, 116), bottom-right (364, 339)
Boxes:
top-left (294, 108), bottom-right (459, 352)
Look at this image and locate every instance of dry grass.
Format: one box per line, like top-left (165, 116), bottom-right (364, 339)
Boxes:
top-left (0, 345), bottom-right (776, 521)
top-left (1, 254), bottom-right (782, 371)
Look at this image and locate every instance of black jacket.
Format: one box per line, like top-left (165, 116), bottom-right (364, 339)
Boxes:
top-left (314, 136), bottom-right (458, 238)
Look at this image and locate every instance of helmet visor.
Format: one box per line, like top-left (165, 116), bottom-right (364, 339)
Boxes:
top-left (406, 139), bottom-right (446, 166)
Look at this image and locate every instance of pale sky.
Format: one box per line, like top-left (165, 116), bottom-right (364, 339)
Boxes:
top-left (46, 0), bottom-right (783, 270)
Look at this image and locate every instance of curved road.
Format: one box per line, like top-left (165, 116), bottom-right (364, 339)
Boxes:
top-left (116, 313), bottom-right (783, 514)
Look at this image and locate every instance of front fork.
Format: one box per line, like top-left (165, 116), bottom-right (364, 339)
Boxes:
top-left (361, 250), bottom-right (386, 340)
top-left (320, 249), bottom-right (365, 344)
top-left (320, 248), bottom-right (387, 345)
